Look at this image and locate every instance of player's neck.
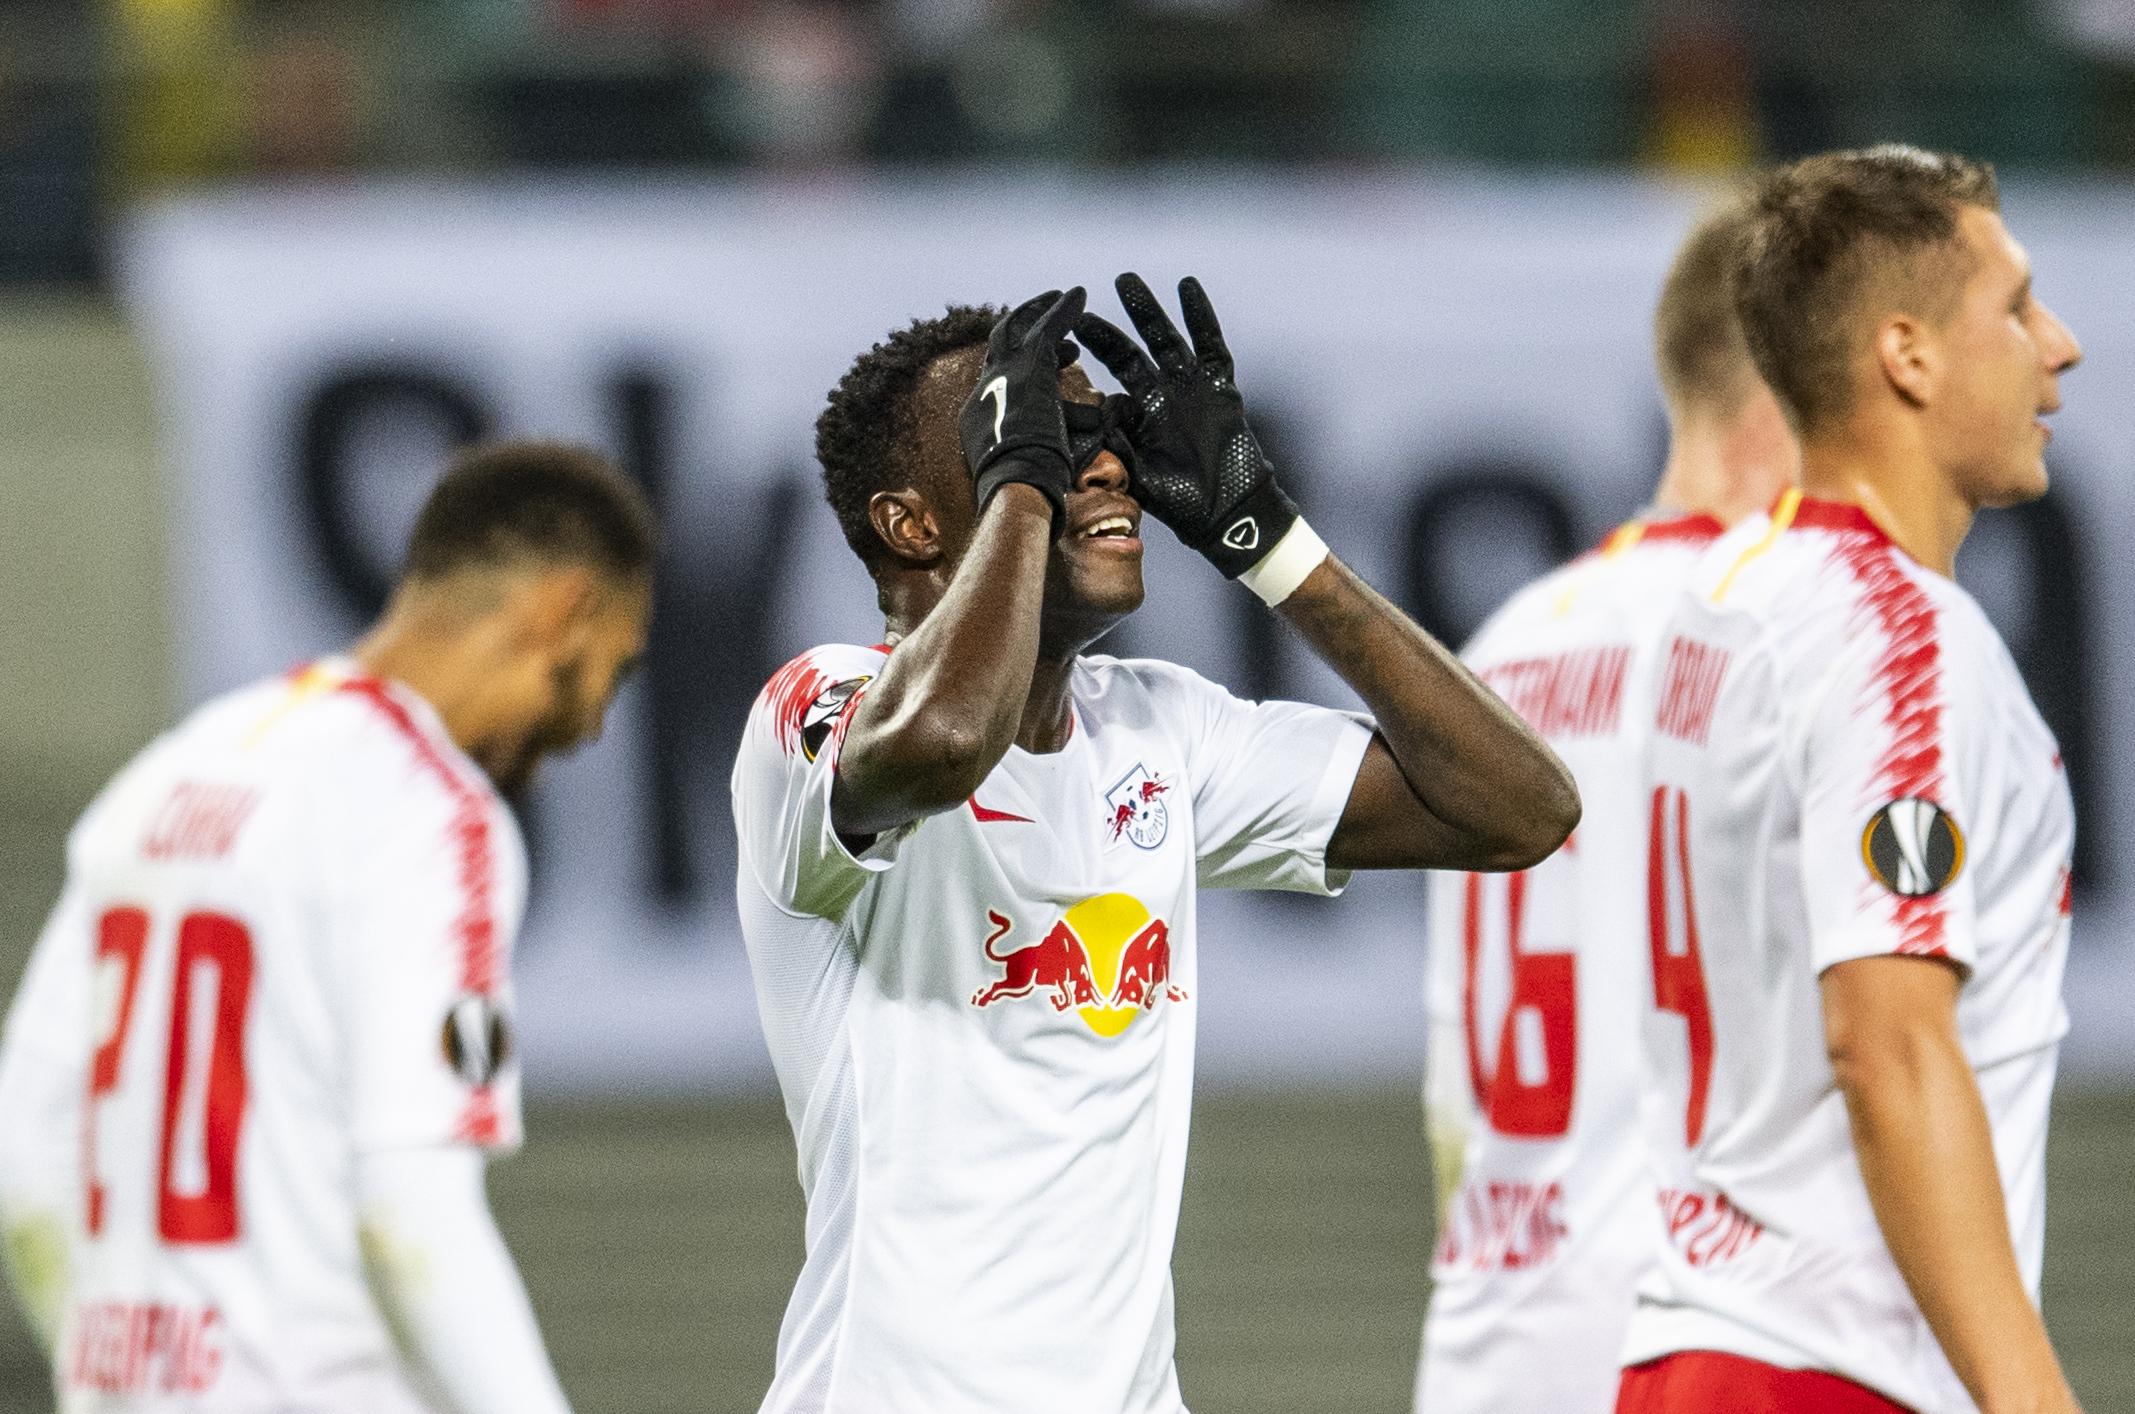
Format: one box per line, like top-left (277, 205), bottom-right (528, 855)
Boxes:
top-left (1652, 410), bottom-right (1795, 527)
top-left (350, 605), bottom-right (518, 763)
top-left (869, 628), bottom-right (1076, 756)
top-left (1012, 657), bottom-right (1076, 755)
top-left (1797, 418), bottom-right (1972, 577)
top-left (880, 594), bottom-right (1085, 757)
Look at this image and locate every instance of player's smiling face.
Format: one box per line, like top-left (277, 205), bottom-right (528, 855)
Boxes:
top-left (1929, 207), bottom-right (2082, 508)
top-left (1045, 366), bottom-right (1146, 639)
top-left (907, 346), bottom-right (1145, 650)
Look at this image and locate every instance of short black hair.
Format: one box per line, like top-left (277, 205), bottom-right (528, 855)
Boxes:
top-left (816, 305), bottom-right (1000, 569)
top-left (403, 440), bottom-right (657, 586)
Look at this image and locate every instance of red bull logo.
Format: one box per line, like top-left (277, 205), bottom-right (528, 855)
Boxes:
top-left (970, 894), bottom-right (1187, 1037)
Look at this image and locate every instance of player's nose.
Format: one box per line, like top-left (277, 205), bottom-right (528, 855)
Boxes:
top-left (2040, 300), bottom-right (2081, 375)
top-left (1075, 450), bottom-right (1130, 496)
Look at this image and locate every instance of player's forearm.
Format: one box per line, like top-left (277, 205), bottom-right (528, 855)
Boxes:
top-left (1833, 1020), bottom-right (2077, 1414)
top-left (836, 485), bottom-right (1053, 834)
top-left (1278, 555), bottom-right (1577, 868)
top-left (357, 1148), bottom-right (572, 1414)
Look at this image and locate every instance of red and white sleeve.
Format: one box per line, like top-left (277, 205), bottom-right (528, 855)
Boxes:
top-left (731, 644), bottom-right (902, 920)
top-left (341, 750), bottom-right (526, 1157)
top-left (1793, 584), bottom-right (1982, 977)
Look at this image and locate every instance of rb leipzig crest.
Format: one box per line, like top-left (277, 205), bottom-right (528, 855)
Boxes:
top-left (1104, 763), bottom-right (1171, 850)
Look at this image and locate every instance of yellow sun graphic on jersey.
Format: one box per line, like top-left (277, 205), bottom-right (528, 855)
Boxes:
top-left (969, 893), bottom-right (1188, 1038)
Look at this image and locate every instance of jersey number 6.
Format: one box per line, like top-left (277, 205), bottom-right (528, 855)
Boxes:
top-left (1458, 787), bottom-right (1719, 1147)
top-left (1461, 870), bottom-right (1577, 1138)
top-left (87, 907), bottom-right (255, 1244)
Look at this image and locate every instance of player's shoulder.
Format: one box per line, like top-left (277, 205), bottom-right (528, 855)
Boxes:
top-left (1074, 653), bottom-right (1230, 710)
top-left (1684, 495), bottom-right (2011, 695)
top-left (1065, 654), bottom-right (1246, 743)
top-left (245, 664), bottom-right (500, 829)
top-left (757, 642), bottom-right (891, 698)
top-left (1466, 514), bottom-right (1723, 663)
top-left (1684, 498), bottom-right (1908, 638)
top-left (71, 667), bottom-right (435, 859)
top-left (87, 671), bottom-right (323, 817)
top-left (746, 642), bottom-right (891, 761)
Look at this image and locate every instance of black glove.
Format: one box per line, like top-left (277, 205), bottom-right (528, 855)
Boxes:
top-left (959, 287), bottom-right (1086, 529)
top-left (1063, 392), bottom-right (1139, 476)
top-left (1074, 274), bottom-right (1298, 577)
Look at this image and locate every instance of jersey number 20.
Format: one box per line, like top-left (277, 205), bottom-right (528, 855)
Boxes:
top-left (87, 907), bottom-right (254, 1244)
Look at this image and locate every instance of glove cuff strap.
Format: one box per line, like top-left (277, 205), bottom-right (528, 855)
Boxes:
top-left (1200, 478), bottom-right (1299, 578)
top-left (974, 452), bottom-right (1069, 533)
top-left (1238, 517), bottom-right (1329, 606)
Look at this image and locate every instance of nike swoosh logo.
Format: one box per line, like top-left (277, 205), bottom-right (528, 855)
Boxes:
top-left (969, 796), bottom-right (1032, 824)
top-left (981, 376), bottom-right (1008, 443)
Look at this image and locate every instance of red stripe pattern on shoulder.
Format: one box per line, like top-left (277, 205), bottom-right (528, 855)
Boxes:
top-left (1829, 532), bottom-right (1948, 957)
top-left (339, 679), bottom-right (507, 1144)
top-left (337, 680), bottom-right (501, 994)
top-left (1638, 512), bottom-right (1727, 546)
top-left (761, 647), bottom-right (884, 758)
top-left (763, 654), bottom-right (837, 756)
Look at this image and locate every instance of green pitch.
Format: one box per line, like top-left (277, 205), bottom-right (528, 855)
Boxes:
top-left (0, 798), bottom-right (2127, 1412)
top-left (0, 1094), bottom-right (2126, 1411)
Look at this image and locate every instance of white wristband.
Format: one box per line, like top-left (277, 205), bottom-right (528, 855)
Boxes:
top-left (1237, 518), bottom-right (1329, 606)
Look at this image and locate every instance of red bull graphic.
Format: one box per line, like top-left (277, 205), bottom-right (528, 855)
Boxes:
top-left (970, 893), bottom-right (1187, 1037)
top-left (970, 910), bottom-right (1100, 1013)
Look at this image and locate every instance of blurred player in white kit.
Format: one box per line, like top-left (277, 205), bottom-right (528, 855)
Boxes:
top-left (1619, 147), bottom-right (2083, 1413)
top-left (0, 442), bottom-right (655, 1413)
top-left (1416, 201), bottom-right (1797, 1412)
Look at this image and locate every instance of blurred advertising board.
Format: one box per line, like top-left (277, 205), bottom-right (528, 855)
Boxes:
top-left (121, 176), bottom-right (2135, 1091)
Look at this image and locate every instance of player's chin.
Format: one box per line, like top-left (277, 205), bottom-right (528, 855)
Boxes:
top-left (487, 751), bottom-right (541, 798)
top-left (1980, 451), bottom-right (2051, 508)
top-left (1058, 535), bottom-right (1145, 607)
top-left (1069, 553), bottom-right (1146, 615)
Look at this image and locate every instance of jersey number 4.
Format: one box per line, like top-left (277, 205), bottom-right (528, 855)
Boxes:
top-left (1647, 786), bottom-right (1713, 1146)
top-left (87, 907), bottom-right (254, 1244)
top-left (1461, 786), bottom-right (1715, 1144)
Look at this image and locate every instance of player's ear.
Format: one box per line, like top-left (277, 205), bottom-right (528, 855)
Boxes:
top-left (1874, 312), bottom-right (1938, 409)
top-left (513, 563), bottom-right (600, 647)
top-left (868, 488), bottom-right (946, 567)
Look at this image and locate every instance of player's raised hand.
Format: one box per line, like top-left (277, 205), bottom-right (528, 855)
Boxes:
top-left (959, 287), bottom-right (1086, 529)
top-left (1075, 273), bottom-right (1298, 578)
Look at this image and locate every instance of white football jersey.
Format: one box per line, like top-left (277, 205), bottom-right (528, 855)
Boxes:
top-left (1622, 493), bottom-right (2072, 1413)
top-left (0, 660), bottom-right (526, 1412)
top-left (1418, 513), bottom-right (1724, 1414)
top-left (732, 644), bottom-right (1372, 1414)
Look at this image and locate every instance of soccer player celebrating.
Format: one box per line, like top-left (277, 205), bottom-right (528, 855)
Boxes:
top-left (0, 443), bottom-right (655, 1412)
top-left (1619, 148), bottom-right (2083, 1413)
top-left (732, 279), bottom-right (1578, 1412)
top-left (1417, 202), bottom-right (1797, 1413)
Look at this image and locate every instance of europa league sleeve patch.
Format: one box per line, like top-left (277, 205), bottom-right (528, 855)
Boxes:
top-left (1860, 798), bottom-right (1965, 898)
top-left (801, 677), bottom-right (871, 762)
top-left (441, 995), bottom-right (514, 1088)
